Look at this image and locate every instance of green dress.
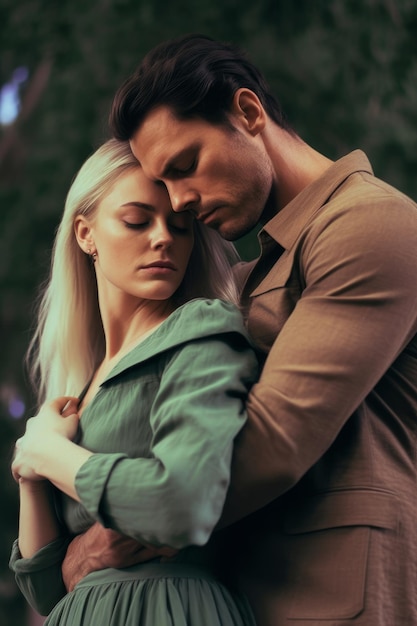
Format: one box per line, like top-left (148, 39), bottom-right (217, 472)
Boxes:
top-left (10, 299), bottom-right (258, 625)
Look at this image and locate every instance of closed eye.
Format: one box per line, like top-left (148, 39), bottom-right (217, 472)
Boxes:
top-left (124, 221), bottom-right (148, 230)
top-left (169, 224), bottom-right (190, 234)
top-left (172, 159), bottom-right (196, 177)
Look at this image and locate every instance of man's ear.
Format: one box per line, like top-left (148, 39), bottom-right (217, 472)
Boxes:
top-left (74, 215), bottom-right (94, 253)
top-left (231, 88), bottom-right (266, 135)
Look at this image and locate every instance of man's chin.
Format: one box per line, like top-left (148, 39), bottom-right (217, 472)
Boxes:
top-left (219, 222), bottom-right (258, 242)
top-left (200, 212), bottom-right (258, 241)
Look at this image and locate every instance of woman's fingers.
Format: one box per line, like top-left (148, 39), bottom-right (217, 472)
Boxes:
top-left (47, 396), bottom-right (80, 415)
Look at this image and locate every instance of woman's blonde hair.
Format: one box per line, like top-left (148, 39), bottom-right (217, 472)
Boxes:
top-left (27, 139), bottom-right (241, 406)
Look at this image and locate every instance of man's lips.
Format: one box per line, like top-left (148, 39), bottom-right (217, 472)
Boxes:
top-left (199, 207), bottom-right (218, 224)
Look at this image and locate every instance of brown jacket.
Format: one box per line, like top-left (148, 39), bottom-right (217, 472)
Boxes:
top-left (222, 151), bottom-right (417, 625)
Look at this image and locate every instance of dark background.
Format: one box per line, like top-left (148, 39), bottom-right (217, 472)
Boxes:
top-left (1, 1), bottom-right (417, 623)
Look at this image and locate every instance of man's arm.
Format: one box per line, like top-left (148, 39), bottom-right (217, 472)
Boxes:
top-left (220, 191), bottom-right (417, 525)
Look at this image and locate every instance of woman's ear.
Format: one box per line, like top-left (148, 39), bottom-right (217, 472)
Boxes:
top-left (74, 215), bottom-right (95, 254)
top-left (231, 88), bottom-right (266, 135)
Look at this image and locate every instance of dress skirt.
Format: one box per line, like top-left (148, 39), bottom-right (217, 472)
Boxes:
top-left (44, 562), bottom-right (256, 626)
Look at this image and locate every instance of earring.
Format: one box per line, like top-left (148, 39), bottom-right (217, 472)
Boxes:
top-left (87, 248), bottom-right (97, 263)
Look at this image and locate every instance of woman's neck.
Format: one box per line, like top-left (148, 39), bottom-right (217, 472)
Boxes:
top-left (100, 297), bottom-right (175, 363)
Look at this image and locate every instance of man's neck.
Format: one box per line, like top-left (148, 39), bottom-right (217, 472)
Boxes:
top-left (263, 123), bottom-right (334, 215)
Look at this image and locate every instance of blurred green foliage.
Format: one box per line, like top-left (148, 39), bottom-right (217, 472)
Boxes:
top-left (1, 1), bottom-right (417, 623)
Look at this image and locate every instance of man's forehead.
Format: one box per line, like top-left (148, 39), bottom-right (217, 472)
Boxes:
top-left (139, 105), bottom-right (192, 137)
top-left (132, 108), bottom-right (199, 163)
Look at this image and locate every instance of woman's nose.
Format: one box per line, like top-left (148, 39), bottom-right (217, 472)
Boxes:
top-left (150, 222), bottom-right (174, 248)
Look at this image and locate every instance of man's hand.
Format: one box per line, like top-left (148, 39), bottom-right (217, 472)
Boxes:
top-left (62, 523), bottom-right (178, 591)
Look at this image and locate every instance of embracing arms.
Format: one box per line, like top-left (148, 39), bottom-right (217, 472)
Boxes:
top-left (11, 303), bottom-right (258, 597)
top-left (220, 191), bottom-right (417, 524)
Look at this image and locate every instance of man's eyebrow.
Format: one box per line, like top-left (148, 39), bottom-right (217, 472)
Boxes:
top-left (160, 151), bottom-right (186, 177)
top-left (160, 146), bottom-right (196, 178)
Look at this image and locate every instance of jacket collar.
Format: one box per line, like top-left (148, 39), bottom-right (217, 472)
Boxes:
top-left (262, 149), bottom-right (373, 250)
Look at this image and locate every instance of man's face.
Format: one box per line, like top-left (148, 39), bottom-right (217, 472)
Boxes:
top-left (129, 106), bottom-right (274, 241)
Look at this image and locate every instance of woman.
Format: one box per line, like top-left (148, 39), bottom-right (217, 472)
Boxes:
top-left (10, 139), bottom-right (258, 625)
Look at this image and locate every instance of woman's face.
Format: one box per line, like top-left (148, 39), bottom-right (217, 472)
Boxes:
top-left (78, 167), bottom-right (195, 306)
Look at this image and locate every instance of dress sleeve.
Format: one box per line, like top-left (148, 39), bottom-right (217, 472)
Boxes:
top-left (9, 537), bottom-right (70, 616)
top-left (75, 325), bottom-right (258, 548)
top-left (221, 191), bottom-right (417, 523)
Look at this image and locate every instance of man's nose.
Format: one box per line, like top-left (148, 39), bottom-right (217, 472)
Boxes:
top-left (167, 182), bottom-right (199, 213)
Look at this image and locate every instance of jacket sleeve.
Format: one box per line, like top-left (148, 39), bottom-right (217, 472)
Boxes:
top-left (75, 326), bottom-right (258, 548)
top-left (221, 189), bottom-right (417, 524)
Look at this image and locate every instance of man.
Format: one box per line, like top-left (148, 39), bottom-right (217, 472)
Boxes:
top-left (63, 35), bottom-right (417, 624)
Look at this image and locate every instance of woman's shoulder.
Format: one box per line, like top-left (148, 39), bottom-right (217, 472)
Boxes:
top-left (171, 298), bottom-right (248, 339)
top-left (102, 299), bottom-right (252, 381)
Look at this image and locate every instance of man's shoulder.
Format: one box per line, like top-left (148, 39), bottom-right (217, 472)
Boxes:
top-left (335, 167), bottom-right (417, 210)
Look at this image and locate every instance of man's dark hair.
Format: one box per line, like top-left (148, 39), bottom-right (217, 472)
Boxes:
top-left (110, 34), bottom-right (293, 140)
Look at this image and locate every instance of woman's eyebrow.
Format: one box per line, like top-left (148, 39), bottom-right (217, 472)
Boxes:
top-left (120, 202), bottom-right (155, 211)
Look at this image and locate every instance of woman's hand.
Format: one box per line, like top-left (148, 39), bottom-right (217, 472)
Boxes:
top-left (11, 396), bottom-right (80, 483)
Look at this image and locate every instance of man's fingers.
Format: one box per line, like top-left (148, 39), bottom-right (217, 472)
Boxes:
top-left (158, 546), bottom-right (178, 557)
top-left (130, 547), bottom-right (159, 564)
top-left (131, 544), bottom-right (178, 563)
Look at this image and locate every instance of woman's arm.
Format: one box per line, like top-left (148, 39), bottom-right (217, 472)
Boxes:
top-left (17, 479), bottom-right (61, 558)
top-left (15, 304), bottom-right (258, 552)
top-left (74, 329), bottom-right (257, 548)
top-left (12, 397), bottom-right (92, 504)
top-left (10, 397), bottom-right (87, 614)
